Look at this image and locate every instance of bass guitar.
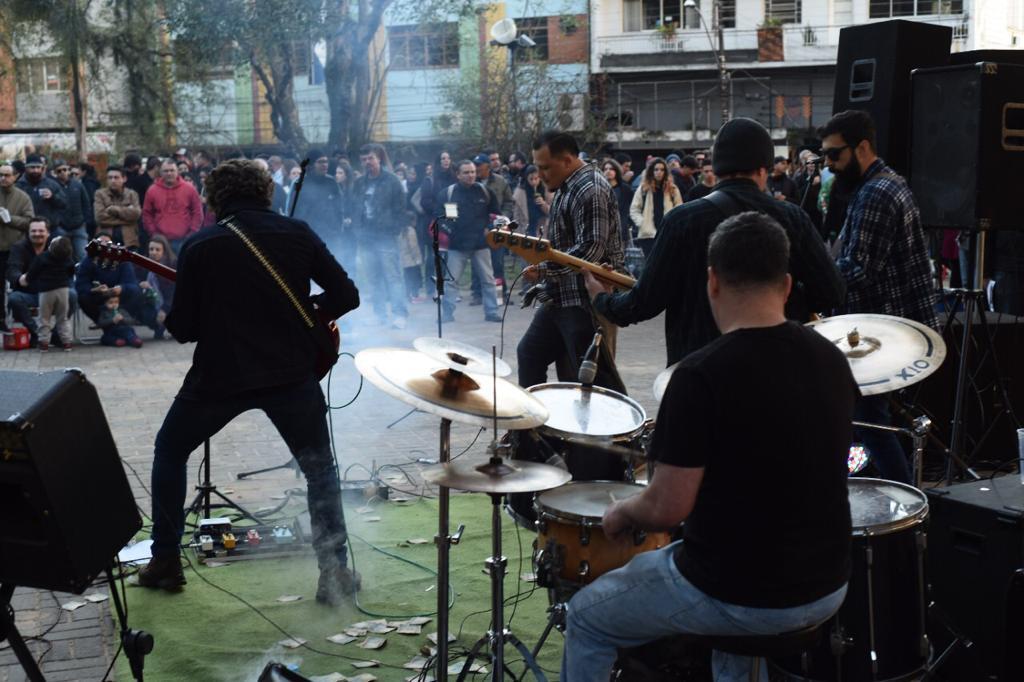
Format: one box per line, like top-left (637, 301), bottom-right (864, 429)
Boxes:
top-left (485, 228), bottom-right (636, 289)
top-left (84, 239), bottom-right (341, 379)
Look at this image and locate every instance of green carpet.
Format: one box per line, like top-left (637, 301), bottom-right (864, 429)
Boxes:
top-left (117, 494), bottom-right (563, 681)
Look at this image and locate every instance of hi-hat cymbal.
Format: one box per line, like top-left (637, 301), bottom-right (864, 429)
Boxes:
top-left (807, 314), bottom-right (946, 396)
top-left (354, 348), bottom-right (548, 429)
top-left (423, 459), bottom-right (571, 494)
top-left (653, 362), bottom-right (680, 402)
top-left (413, 337), bottom-right (512, 377)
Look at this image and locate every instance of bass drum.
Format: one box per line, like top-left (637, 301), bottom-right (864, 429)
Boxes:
top-left (773, 478), bottom-right (930, 682)
top-left (504, 383), bottom-right (650, 529)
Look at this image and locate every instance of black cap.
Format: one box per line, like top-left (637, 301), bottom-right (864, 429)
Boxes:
top-left (25, 154), bottom-right (44, 167)
top-left (712, 118), bottom-right (774, 175)
top-left (774, 155), bottom-right (788, 164)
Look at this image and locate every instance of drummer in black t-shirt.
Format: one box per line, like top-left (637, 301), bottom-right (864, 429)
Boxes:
top-left (561, 212), bottom-right (858, 682)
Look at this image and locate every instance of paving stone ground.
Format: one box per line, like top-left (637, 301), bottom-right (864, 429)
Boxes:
top-left (0, 291), bottom-right (668, 681)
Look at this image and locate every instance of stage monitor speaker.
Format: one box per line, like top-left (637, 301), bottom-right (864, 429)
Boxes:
top-left (832, 20), bottom-right (951, 174)
top-left (0, 369), bottom-right (142, 593)
top-left (950, 50), bottom-right (1024, 67)
top-left (910, 62), bottom-right (1024, 231)
top-left (925, 477), bottom-right (1024, 682)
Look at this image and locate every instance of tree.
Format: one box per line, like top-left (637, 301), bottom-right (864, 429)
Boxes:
top-left (164, 0), bottom-right (326, 154)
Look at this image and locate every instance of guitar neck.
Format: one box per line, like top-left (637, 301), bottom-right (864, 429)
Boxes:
top-left (543, 250), bottom-right (636, 289)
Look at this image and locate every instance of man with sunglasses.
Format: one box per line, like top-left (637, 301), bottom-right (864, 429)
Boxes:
top-left (51, 158), bottom-right (92, 261)
top-left (818, 109), bottom-right (937, 484)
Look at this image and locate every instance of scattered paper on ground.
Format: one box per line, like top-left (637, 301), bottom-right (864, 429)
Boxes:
top-left (326, 633), bottom-right (357, 645)
top-left (349, 674), bottom-right (378, 682)
top-left (205, 560), bottom-right (229, 568)
top-left (359, 636), bottom-right (386, 650)
top-left (407, 616), bottom-right (432, 626)
top-left (61, 600), bottom-right (88, 611)
top-left (84, 593), bottom-right (109, 603)
top-left (276, 595), bottom-right (303, 603)
top-left (406, 538), bottom-right (429, 544)
top-left (397, 623), bottom-right (422, 635)
top-left (309, 673), bottom-right (346, 682)
top-left (363, 516), bottom-right (382, 522)
top-left (278, 638), bottom-right (306, 649)
top-left (350, 659), bottom-right (380, 668)
top-left (426, 631), bottom-right (456, 645)
top-left (521, 572), bottom-right (537, 583)
top-left (403, 655), bottom-right (430, 670)
top-left (344, 627), bottom-right (368, 637)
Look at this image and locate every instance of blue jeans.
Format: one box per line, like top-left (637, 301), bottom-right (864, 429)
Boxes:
top-left (443, 248), bottom-right (498, 319)
top-left (56, 225), bottom-right (88, 262)
top-left (360, 241), bottom-right (407, 320)
top-left (853, 395), bottom-right (912, 483)
top-left (150, 378), bottom-right (349, 570)
top-left (562, 543), bottom-right (848, 682)
top-left (7, 289), bottom-right (78, 335)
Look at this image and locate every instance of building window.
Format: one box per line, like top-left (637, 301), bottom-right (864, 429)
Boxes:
top-left (287, 41), bottom-right (309, 76)
top-left (388, 23), bottom-right (459, 70)
top-left (719, 0), bottom-right (737, 29)
top-left (15, 58), bottom-right (67, 93)
top-left (764, 0), bottom-right (801, 24)
top-left (515, 17), bottom-right (549, 61)
top-left (623, 0), bottom-right (682, 32)
top-left (869, 0), bottom-right (963, 18)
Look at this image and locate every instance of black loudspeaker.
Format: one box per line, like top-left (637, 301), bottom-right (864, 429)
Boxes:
top-left (833, 20), bottom-right (951, 174)
top-left (950, 50), bottom-right (1024, 67)
top-left (910, 62), bottom-right (1024, 230)
top-left (0, 369), bottom-right (142, 593)
top-left (925, 477), bottom-right (1024, 682)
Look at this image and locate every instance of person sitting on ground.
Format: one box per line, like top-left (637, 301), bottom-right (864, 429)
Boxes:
top-left (5, 217), bottom-right (79, 347)
top-left (98, 294), bottom-right (142, 348)
top-left (23, 235), bottom-right (75, 352)
top-left (74, 231), bottom-right (146, 326)
top-left (138, 234), bottom-right (176, 340)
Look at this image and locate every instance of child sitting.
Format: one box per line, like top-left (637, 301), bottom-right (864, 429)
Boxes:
top-left (24, 235), bottom-right (75, 352)
top-left (98, 294), bottom-right (143, 348)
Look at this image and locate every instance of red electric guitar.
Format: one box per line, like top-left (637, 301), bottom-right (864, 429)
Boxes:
top-left (85, 239), bottom-right (341, 379)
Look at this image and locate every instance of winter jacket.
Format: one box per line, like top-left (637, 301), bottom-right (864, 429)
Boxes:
top-left (350, 169), bottom-right (408, 242)
top-left (629, 184), bottom-right (683, 240)
top-left (16, 175), bottom-right (66, 228)
top-left (58, 178), bottom-right (91, 228)
top-left (94, 187), bottom-right (142, 233)
top-left (26, 250), bottom-right (75, 293)
top-left (142, 179), bottom-right (204, 241)
top-left (0, 185), bottom-right (34, 252)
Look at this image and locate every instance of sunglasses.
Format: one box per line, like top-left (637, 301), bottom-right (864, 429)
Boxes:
top-left (55, 167), bottom-right (70, 173)
top-left (822, 145), bottom-right (851, 161)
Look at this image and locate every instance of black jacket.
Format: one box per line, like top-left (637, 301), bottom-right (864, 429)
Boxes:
top-left (350, 169), bottom-right (407, 242)
top-left (16, 176), bottom-right (66, 228)
top-left (26, 250), bottom-right (75, 293)
top-left (289, 174), bottom-right (341, 245)
top-left (594, 178), bottom-right (846, 366)
top-left (166, 201), bottom-right (359, 398)
top-left (58, 177), bottom-right (92, 228)
top-left (435, 182), bottom-right (498, 251)
top-left (5, 237), bottom-right (50, 293)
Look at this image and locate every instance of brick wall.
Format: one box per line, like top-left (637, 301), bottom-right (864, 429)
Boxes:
top-left (548, 14), bottom-right (588, 65)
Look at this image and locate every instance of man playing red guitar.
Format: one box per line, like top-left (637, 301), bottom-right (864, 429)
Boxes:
top-left (138, 159), bottom-right (362, 605)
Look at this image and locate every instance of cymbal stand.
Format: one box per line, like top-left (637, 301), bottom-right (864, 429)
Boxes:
top-left (457, 485), bottom-right (547, 682)
top-left (433, 357), bottom-right (471, 681)
top-left (852, 415), bottom-right (932, 488)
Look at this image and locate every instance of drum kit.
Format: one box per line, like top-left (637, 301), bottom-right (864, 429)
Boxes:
top-left (353, 313), bottom-right (954, 682)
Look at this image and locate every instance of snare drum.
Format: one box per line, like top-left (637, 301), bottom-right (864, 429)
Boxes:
top-left (774, 478), bottom-right (930, 681)
top-left (533, 481), bottom-right (670, 589)
top-left (505, 383), bottom-right (650, 529)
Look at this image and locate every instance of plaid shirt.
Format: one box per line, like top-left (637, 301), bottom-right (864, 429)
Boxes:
top-left (538, 163), bottom-right (625, 308)
top-left (837, 159), bottom-right (938, 329)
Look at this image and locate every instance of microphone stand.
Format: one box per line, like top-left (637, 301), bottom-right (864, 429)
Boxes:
top-left (238, 158), bottom-right (311, 481)
top-left (798, 162), bottom-right (820, 214)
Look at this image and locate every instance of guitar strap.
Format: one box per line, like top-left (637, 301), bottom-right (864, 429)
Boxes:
top-left (218, 215), bottom-right (315, 330)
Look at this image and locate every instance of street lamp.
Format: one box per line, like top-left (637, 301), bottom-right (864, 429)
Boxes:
top-left (490, 18), bottom-right (537, 146)
top-left (683, 0), bottom-right (731, 125)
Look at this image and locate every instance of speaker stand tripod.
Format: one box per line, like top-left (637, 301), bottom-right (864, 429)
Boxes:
top-left (0, 583), bottom-right (44, 682)
top-left (942, 231), bottom-right (1018, 483)
top-left (457, 490), bottom-right (547, 682)
top-left (187, 439), bottom-right (263, 524)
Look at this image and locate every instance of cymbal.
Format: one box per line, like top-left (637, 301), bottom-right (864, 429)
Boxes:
top-left (653, 362), bottom-right (680, 402)
top-left (423, 459), bottom-right (571, 494)
top-left (413, 337), bottom-right (512, 377)
top-left (354, 348), bottom-right (548, 429)
top-left (807, 314), bottom-right (946, 396)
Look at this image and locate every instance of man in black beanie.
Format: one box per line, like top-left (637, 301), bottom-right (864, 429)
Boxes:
top-left (586, 117), bottom-right (845, 366)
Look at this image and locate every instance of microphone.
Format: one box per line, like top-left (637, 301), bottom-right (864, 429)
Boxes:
top-left (577, 331), bottom-right (603, 388)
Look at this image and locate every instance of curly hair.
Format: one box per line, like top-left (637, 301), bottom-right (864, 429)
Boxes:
top-left (203, 159), bottom-right (273, 216)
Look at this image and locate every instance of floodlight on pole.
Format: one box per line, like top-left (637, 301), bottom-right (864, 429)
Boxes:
top-left (683, 0), bottom-right (730, 125)
top-left (490, 18), bottom-right (532, 146)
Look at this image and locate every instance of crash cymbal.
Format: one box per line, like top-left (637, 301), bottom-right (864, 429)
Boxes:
top-left (807, 314), bottom-right (946, 396)
top-left (423, 458), bottom-right (571, 494)
top-left (653, 362), bottom-right (680, 402)
top-left (354, 348), bottom-right (548, 429)
top-left (413, 337), bottom-right (512, 377)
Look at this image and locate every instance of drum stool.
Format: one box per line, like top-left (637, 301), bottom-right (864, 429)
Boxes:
top-left (616, 622), bottom-right (824, 682)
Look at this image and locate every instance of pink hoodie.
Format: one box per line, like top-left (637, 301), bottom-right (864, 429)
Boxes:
top-left (142, 179), bottom-right (204, 241)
